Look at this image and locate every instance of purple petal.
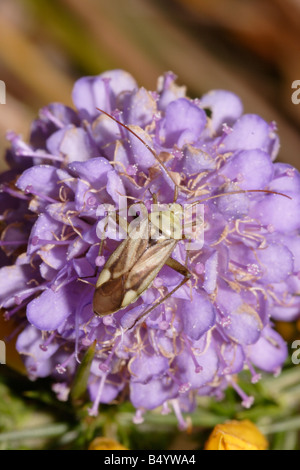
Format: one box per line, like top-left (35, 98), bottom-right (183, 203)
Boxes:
top-left (180, 293), bottom-right (216, 340)
top-left (123, 87), bottom-right (156, 127)
top-left (157, 72), bottom-right (186, 111)
top-left (247, 327), bottom-right (287, 373)
top-left (16, 165), bottom-right (60, 198)
top-left (89, 373), bottom-right (124, 404)
top-left (27, 213), bottom-right (64, 255)
top-left (130, 377), bottom-right (177, 410)
top-left (217, 289), bottom-right (263, 345)
top-left (39, 246), bottom-right (68, 271)
top-left (215, 190), bottom-right (250, 220)
top-left (106, 170), bottom-right (126, 204)
top-left (174, 342), bottom-right (219, 389)
top-left (200, 90), bottom-right (243, 133)
top-left (251, 193), bottom-right (300, 232)
top-left (203, 251), bottom-right (218, 294)
top-left (67, 157), bottom-right (112, 189)
top-left (0, 264), bottom-right (37, 307)
top-left (220, 149), bottom-right (274, 190)
top-left (48, 127), bottom-right (99, 163)
top-left (130, 351), bottom-right (169, 383)
top-left (72, 70), bottom-right (137, 118)
top-left (221, 114), bottom-right (277, 154)
top-left (27, 283), bottom-right (78, 330)
top-left (16, 325), bottom-right (60, 378)
top-left (257, 243), bottom-right (293, 284)
top-left (161, 98), bottom-right (207, 148)
top-left (180, 145), bottom-right (216, 175)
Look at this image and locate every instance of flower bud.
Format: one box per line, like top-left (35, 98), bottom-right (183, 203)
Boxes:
top-left (88, 437), bottom-right (128, 450)
top-left (204, 420), bottom-right (268, 450)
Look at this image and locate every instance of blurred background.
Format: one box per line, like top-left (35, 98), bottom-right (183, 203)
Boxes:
top-left (0, 0), bottom-right (300, 170)
top-left (1, 0), bottom-right (300, 450)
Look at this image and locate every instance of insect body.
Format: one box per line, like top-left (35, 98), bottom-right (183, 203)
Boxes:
top-left (93, 203), bottom-right (191, 317)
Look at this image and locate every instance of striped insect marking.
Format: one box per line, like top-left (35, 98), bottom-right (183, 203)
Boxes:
top-left (93, 204), bottom-right (185, 317)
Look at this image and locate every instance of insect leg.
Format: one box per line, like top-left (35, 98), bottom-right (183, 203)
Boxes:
top-left (127, 256), bottom-right (191, 330)
top-left (165, 257), bottom-right (191, 278)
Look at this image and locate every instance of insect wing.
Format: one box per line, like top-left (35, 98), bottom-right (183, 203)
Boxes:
top-left (93, 217), bottom-right (149, 316)
top-left (123, 238), bottom-right (177, 305)
top-left (95, 218), bottom-right (149, 288)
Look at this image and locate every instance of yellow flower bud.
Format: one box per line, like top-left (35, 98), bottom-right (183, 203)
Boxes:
top-left (205, 420), bottom-right (268, 450)
top-left (88, 437), bottom-right (128, 450)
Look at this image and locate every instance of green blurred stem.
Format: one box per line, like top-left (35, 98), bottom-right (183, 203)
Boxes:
top-left (259, 416), bottom-right (300, 435)
top-left (0, 423), bottom-right (69, 442)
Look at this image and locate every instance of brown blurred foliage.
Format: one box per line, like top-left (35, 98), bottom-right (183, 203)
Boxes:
top-left (0, 0), bottom-right (299, 171)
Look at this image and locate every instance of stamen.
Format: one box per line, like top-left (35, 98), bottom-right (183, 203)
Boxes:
top-left (87, 196), bottom-right (97, 207)
top-left (161, 401), bottom-right (171, 415)
top-left (102, 316), bottom-right (114, 326)
top-left (52, 382), bottom-right (70, 402)
top-left (215, 303), bottom-right (232, 329)
top-left (230, 259), bottom-right (261, 277)
top-left (31, 235), bottom-right (74, 247)
top-left (16, 150), bottom-right (63, 162)
top-left (269, 121), bottom-right (277, 132)
top-left (25, 185), bottom-right (58, 204)
top-left (126, 165), bottom-right (138, 176)
top-left (219, 316), bottom-right (232, 328)
top-left (133, 408), bottom-right (145, 424)
top-left (286, 168), bottom-right (295, 178)
top-left (95, 255), bottom-right (105, 267)
top-left (159, 320), bottom-right (169, 330)
top-left (166, 371), bottom-right (191, 394)
top-left (273, 366), bottom-right (282, 378)
top-left (98, 338), bottom-right (120, 372)
top-left (14, 284), bottom-right (47, 305)
top-left (3, 320), bottom-right (26, 343)
top-left (82, 326), bottom-right (98, 347)
top-left (246, 360), bottom-right (262, 384)
top-left (195, 262), bottom-right (205, 275)
top-left (88, 373), bottom-right (107, 417)
top-left (227, 376), bottom-right (254, 408)
top-left (170, 399), bottom-right (188, 430)
top-left (3, 299), bottom-right (30, 320)
top-left (184, 336), bottom-right (203, 373)
top-left (0, 184), bottom-right (29, 201)
top-left (0, 240), bottom-right (27, 247)
top-left (247, 264), bottom-right (261, 276)
top-left (39, 332), bottom-right (56, 352)
top-left (56, 351), bottom-right (76, 374)
top-left (39, 108), bottom-right (65, 129)
top-left (216, 124), bottom-right (233, 147)
top-left (153, 277), bottom-right (164, 288)
top-left (51, 275), bottom-right (77, 292)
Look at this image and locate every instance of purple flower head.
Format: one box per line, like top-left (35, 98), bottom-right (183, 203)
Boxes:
top-left (1, 69), bottom-right (300, 427)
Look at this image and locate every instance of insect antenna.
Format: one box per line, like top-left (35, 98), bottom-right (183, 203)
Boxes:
top-left (186, 188), bottom-right (292, 211)
top-left (96, 107), bottom-right (180, 201)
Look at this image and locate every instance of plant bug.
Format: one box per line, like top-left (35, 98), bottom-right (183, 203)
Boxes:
top-left (92, 108), bottom-right (291, 328)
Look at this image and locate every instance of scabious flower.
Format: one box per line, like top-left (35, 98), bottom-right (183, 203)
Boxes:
top-left (1, 69), bottom-right (300, 427)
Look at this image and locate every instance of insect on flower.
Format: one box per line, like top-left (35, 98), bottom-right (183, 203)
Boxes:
top-left (92, 109), bottom-right (291, 329)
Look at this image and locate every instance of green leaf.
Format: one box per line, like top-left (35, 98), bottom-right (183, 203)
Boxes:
top-left (70, 341), bottom-right (97, 405)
